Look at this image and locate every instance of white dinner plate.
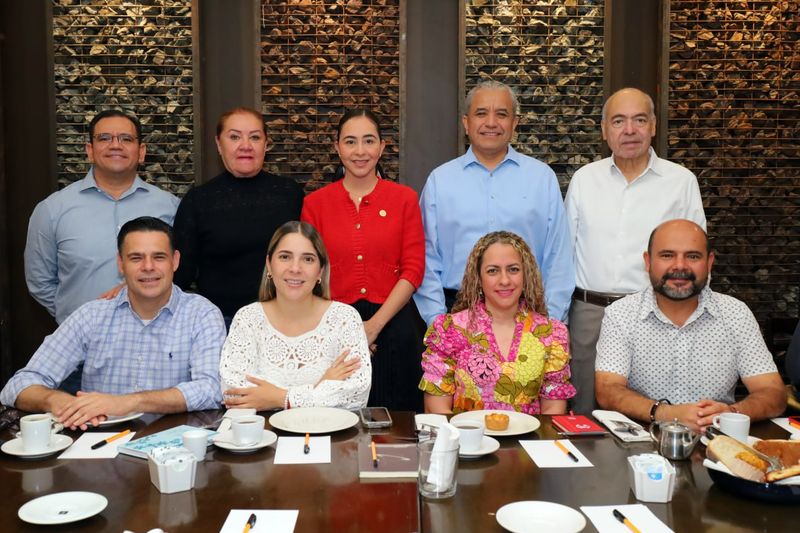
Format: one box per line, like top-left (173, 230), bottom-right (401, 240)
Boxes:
top-left (97, 412), bottom-right (144, 426)
top-left (496, 501), bottom-right (586, 533)
top-left (700, 434), bottom-right (759, 447)
top-left (450, 410), bottom-right (540, 437)
top-left (268, 407), bottom-right (359, 434)
top-left (2, 434), bottom-right (74, 460)
top-left (213, 429), bottom-right (278, 453)
top-left (459, 435), bottom-right (500, 459)
top-left (18, 491), bottom-right (108, 525)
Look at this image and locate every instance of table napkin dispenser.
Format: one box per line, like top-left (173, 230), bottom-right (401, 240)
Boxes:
top-left (148, 446), bottom-right (197, 494)
top-left (627, 453), bottom-right (676, 503)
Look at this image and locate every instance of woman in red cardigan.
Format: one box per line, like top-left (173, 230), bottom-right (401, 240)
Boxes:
top-left (301, 109), bottom-right (425, 411)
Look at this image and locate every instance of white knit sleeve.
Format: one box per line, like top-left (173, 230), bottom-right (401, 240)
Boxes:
top-left (218, 304), bottom-right (262, 392)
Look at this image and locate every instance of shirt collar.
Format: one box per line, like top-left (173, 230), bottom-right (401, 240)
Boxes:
top-left (460, 145), bottom-right (521, 171)
top-left (610, 147), bottom-right (662, 181)
top-left (115, 284), bottom-right (180, 323)
top-left (638, 284), bottom-right (717, 325)
top-left (79, 169), bottom-right (148, 198)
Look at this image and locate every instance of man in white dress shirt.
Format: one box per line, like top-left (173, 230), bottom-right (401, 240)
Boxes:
top-left (564, 88), bottom-right (706, 413)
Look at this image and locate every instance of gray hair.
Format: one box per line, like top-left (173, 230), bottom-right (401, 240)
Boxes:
top-left (464, 80), bottom-right (520, 117)
top-left (601, 88), bottom-right (655, 122)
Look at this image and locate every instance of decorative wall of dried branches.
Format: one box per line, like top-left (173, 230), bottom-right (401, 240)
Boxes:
top-left (464, 0), bottom-right (605, 189)
top-left (668, 0), bottom-right (800, 320)
top-left (259, 0), bottom-right (401, 190)
top-left (53, 0), bottom-right (194, 194)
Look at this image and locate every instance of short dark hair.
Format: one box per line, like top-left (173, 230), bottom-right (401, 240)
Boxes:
top-left (89, 109), bottom-right (142, 142)
top-left (117, 216), bottom-right (175, 253)
top-left (647, 221), bottom-right (710, 255)
top-left (216, 106), bottom-right (266, 137)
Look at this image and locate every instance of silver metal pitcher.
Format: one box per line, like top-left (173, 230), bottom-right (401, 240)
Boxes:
top-left (649, 419), bottom-right (700, 460)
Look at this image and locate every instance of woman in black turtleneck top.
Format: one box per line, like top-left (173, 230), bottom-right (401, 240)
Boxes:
top-left (173, 107), bottom-right (304, 325)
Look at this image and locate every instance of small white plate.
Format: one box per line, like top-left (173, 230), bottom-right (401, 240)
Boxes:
top-left (459, 435), bottom-right (500, 459)
top-left (496, 501), bottom-right (586, 533)
top-left (213, 429), bottom-right (277, 453)
top-left (269, 407), bottom-right (359, 434)
top-left (97, 412), bottom-right (143, 426)
top-left (451, 410), bottom-right (540, 436)
top-left (18, 491), bottom-right (108, 525)
top-left (2, 434), bottom-right (74, 459)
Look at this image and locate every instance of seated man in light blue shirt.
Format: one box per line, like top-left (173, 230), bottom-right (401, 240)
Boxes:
top-left (1, 217), bottom-right (226, 429)
top-left (25, 109), bottom-right (179, 325)
top-left (414, 80), bottom-right (574, 325)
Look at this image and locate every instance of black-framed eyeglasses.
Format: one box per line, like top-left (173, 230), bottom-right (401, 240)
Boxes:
top-left (93, 133), bottom-right (138, 145)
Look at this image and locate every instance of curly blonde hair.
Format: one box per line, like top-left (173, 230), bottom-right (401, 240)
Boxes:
top-left (452, 231), bottom-right (547, 318)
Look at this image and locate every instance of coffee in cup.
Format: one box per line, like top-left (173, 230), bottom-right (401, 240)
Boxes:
top-left (19, 414), bottom-right (63, 453)
top-left (452, 421), bottom-right (484, 453)
top-left (231, 415), bottom-right (265, 446)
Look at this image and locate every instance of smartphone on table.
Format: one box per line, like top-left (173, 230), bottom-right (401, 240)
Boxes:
top-left (359, 407), bottom-right (392, 429)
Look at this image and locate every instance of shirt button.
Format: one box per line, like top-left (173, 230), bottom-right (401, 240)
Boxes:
top-left (355, 223), bottom-right (361, 230)
top-left (357, 255), bottom-right (363, 261)
top-left (360, 288), bottom-right (366, 294)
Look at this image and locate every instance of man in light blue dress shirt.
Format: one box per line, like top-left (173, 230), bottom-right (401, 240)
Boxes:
top-left (24, 109), bottom-right (179, 325)
top-left (414, 80), bottom-right (574, 325)
top-left (2, 217), bottom-right (225, 429)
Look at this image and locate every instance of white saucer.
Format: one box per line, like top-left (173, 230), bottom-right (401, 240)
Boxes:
top-left (459, 436), bottom-right (500, 459)
top-left (18, 491), bottom-right (107, 525)
top-left (496, 501), bottom-right (586, 533)
top-left (2, 434), bottom-right (74, 459)
top-left (97, 412), bottom-right (143, 426)
top-left (451, 410), bottom-right (541, 436)
top-left (213, 429), bottom-right (277, 453)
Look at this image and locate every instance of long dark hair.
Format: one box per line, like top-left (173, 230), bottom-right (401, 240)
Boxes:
top-left (334, 109), bottom-right (387, 180)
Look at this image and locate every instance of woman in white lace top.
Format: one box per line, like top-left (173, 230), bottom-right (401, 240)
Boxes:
top-left (220, 221), bottom-right (371, 409)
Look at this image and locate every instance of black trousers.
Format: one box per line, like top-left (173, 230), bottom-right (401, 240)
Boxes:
top-left (352, 300), bottom-right (425, 413)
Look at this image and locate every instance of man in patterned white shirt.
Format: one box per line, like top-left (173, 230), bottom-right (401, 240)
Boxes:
top-left (595, 219), bottom-right (785, 432)
top-left (1, 217), bottom-right (226, 430)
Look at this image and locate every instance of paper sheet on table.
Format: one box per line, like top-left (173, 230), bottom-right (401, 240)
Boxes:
top-left (580, 504), bottom-right (674, 533)
top-left (219, 509), bottom-right (299, 533)
top-left (519, 439), bottom-right (593, 468)
top-left (274, 436), bottom-right (331, 464)
top-left (771, 417), bottom-right (800, 437)
top-left (58, 431), bottom-right (136, 459)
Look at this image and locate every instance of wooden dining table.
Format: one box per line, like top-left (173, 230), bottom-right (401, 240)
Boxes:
top-left (0, 410), bottom-right (795, 532)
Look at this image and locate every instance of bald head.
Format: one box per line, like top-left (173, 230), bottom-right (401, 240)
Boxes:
top-left (601, 88), bottom-right (655, 122)
top-left (647, 219), bottom-right (709, 256)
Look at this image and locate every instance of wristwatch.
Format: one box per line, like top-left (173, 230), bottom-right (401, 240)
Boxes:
top-left (649, 398), bottom-right (671, 422)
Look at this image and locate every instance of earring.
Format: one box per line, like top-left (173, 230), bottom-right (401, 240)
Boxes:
top-left (316, 279), bottom-right (322, 285)
top-left (267, 272), bottom-right (272, 279)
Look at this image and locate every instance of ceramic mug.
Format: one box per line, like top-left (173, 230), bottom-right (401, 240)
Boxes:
top-left (712, 412), bottom-right (750, 443)
top-left (231, 415), bottom-right (265, 446)
top-left (452, 421), bottom-right (484, 453)
top-left (19, 414), bottom-right (63, 453)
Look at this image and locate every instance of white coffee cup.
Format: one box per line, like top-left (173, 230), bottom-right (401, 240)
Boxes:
top-left (231, 415), bottom-right (265, 446)
top-left (182, 429), bottom-right (208, 461)
top-left (712, 412), bottom-right (750, 443)
top-left (452, 421), bottom-right (484, 453)
top-left (19, 414), bottom-right (63, 453)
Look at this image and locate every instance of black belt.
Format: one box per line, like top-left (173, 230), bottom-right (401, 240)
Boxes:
top-left (572, 288), bottom-right (628, 307)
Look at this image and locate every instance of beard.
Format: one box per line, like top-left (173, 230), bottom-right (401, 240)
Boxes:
top-left (652, 269), bottom-right (705, 301)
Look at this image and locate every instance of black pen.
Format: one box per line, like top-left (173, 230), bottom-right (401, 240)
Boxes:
top-left (242, 512), bottom-right (257, 533)
top-left (613, 509), bottom-right (642, 533)
top-left (303, 432), bottom-right (310, 454)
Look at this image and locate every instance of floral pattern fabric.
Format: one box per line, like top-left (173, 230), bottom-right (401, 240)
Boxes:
top-left (419, 302), bottom-right (576, 414)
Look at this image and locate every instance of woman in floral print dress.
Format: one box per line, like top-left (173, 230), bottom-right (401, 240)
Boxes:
top-left (419, 231), bottom-right (575, 414)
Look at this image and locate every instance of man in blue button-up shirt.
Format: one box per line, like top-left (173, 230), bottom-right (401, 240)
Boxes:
top-left (414, 80), bottom-right (574, 325)
top-left (2, 217), bottom-right (225, 429)
top-left (24, 109), bottom-right (179, 325)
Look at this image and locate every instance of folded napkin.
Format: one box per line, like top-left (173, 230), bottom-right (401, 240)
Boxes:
top-left (592, 410), bottom-right (651, 443)
top-left (425, 422), bottom-right (460, 491)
